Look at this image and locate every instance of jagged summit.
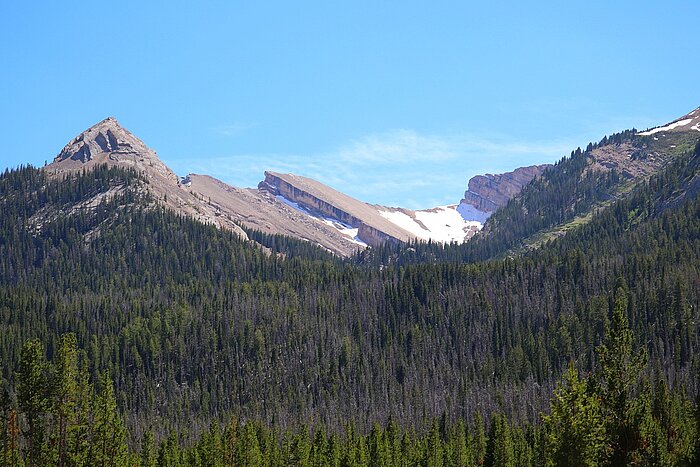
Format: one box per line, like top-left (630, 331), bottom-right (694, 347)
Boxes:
top-left (39, 116), bottom-right (564, 255)
top-left (44, 117), bottom-right (249, 240)
top-left (48, 117), bottom-right (177, 182)
top-left (55, 117), bottom-right (152, 162)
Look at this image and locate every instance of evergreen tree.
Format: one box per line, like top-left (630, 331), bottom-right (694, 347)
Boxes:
top-left (90, 371), bottom-right (127, 466)
top-left (484, 413), bottom-right (514, 467)
top-left (595, 286), bottom-right (646, 465)
top-left (544, 363), bottom-right (608, 466)
top-left (16, 339), bottom-right (49, 467)
top-left (141, 429), bottom-right (156, 467)
top-left (49, 333), bottom-right (80, 467)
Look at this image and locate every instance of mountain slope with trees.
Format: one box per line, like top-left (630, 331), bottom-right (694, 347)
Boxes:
top-left (0, 119), bottom-right (699, 465)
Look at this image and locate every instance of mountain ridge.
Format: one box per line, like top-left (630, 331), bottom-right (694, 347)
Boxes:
top-left (42, 117), bottom-right (532, 255)
top-left (42, 106), bottom-right (699, 258)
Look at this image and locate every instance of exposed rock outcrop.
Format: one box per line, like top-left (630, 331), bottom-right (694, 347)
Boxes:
top-left (43, 117), bottom-right (547, 256)
top-left (184, 174), bottom-right (365, 256)
top-left (259, 172), bottom-right (412, 247)
top-left (51, 117), bottom-right (179, 184)
top-left (46, 117), bottom-right (249, 240)
top-left (259, 172), bottom-right (484, 247)
top-left (460, 165), bottom-right (550, 213)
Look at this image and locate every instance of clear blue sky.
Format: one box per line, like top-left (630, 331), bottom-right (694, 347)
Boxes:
top-left (1, 1), bottom-right (698, 209)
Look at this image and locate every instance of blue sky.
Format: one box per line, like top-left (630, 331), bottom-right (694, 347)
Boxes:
top-left (1, 1), bottom-right (698, 209)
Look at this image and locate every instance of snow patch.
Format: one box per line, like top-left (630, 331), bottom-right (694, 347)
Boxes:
top-left (692, 122), bottom-right (700, 132)
top-left (276, 195), bottom-right (367, 247)
top-left (638, 118), bottom-right (693, 136)
top-left (319, 218), bottom-right (367, 247)
top-left (456, 202), bottom-right (491, 224)
top-left (379, 209), bottom-right (430, 239)
top-left (379, 205), bottom-right (483, 244)
top-left (415, 206), bottom-right (483, 243)
top-left (276, 195), bottom-right (309, 213)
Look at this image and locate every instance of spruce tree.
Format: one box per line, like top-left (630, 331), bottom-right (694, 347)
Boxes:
top-left (16, 339), bottom-right (49, 467)
top-left (595, 286), bottom-right (646, 465)
top-left (91, 371), bottom-right (128, 466)
top-left (544, 363), bottom-right (608, 466)
top-left (50, 333), bottom-right (79, 467)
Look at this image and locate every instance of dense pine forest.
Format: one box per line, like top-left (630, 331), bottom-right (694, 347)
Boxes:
top-left (1, 138), bottom-right (699, 465)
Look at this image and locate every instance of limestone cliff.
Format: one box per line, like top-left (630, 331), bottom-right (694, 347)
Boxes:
top-left (460, 165), bottom-right (550, 213)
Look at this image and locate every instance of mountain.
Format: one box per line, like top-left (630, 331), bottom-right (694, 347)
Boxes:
top-left (357, 105), bottom-right (700, 266)
top-left (181, 173), bottom-right (364, 256)
top-left (473, 106), bottom-right (700, 253)
top-left (183, 171), bottom-right (484, 254)
top-left (45, 117), bottom-right (540, 256)
top-left (637, 106), bottom-right (700, 135)
top-left (46, 117), bottom-right (250, 240)
top-left (458, 164), bottom-right (551, 215)
top-left (38, 107), bottom-right (700, 261)
top-left (1, 106), bottom-right (699, 464)
top-left (257, 171), bottom-right (483, 245)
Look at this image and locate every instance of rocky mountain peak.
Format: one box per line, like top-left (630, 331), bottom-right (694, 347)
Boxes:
top-left (460, 164), bottom-right (550, 213)
top-left (48, 117), bottom-right (178, 185)
top-left (44, 117), bottom-right (250, 240)
top-left (53, 116), bottom-right (157, 165)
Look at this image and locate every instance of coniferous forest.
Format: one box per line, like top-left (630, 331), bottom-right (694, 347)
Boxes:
top-left (1, 140), bottom-right (700, 465)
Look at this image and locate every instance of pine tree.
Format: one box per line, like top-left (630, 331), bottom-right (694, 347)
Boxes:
top-left (141, 428), bottom-right (156, 467)
top-left (156, 431), bottom-right (180, 467)
top-left (693, 387), bottom-right (700, 466)
top-left (472, 413), bottom-right (487, 466)
top-left (0, 377), bottom-right (14, 467)
top-left (595, 285), bottom-right (646, 465)
top-left (222, 418), bottom-right (238, 466)
top-left (485, 413), bottom-right (514, 467)
top-left (235, 422), bottom-right (263, 467)
top-left (544, 363), bottom-right (608, 466)
top-left (425, 418), bottom-right (443, 467)
top-left (67, 355), bottom-right (92, 466)
top-left (50, 333), bottom-right (79, 467)
top-left (16, 339), bottom-right (49, 467)
top-left (91, 371), bottom-right (128, 466)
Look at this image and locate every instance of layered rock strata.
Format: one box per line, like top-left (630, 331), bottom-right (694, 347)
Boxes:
top-left (460, 165), bottom-right (550, 213)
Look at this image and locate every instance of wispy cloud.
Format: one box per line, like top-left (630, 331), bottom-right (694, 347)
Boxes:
top-left (210, 122), bottom-right (257, 137)
top-left (333, 129), bottom-right (459, 164)
top-left (172, 129), bottom-right (577, 209)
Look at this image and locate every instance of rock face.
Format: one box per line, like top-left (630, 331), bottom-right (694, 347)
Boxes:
top-left (51, 117), bottom-right (178, 184)
top-left (258, 172), bottom-right (484, 247)
top-left (35, 105), bottom-right (700, 256)
top-left (43, 116), bottom-right (544, 256)
top-left (46, 117), bottom-right (249, 240)
top-left (259, 172), bottom-right (413, 246)
top-left (460, 165), bottom-right (550, 213)
top-left (184, 174), bottom-right (366, 256)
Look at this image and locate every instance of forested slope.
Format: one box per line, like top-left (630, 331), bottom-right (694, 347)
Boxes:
top-left (0, 138), bottom-right (699, 465)
top-left (358, 128), bottom-right (699, 266)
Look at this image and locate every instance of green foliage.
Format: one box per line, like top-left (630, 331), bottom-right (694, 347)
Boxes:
top-left (595, 286), bottom-right (647, 465)
top-left (92, 371), bottom-right (128, 466)
top-left (544, 364), bottom-right (608, 466)
top-left (17, 339), bottom-right (49, 466)
top-left (0, 135), bottom-right (698, 464)
top-left (6, 336), bottom-right (129, 466)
